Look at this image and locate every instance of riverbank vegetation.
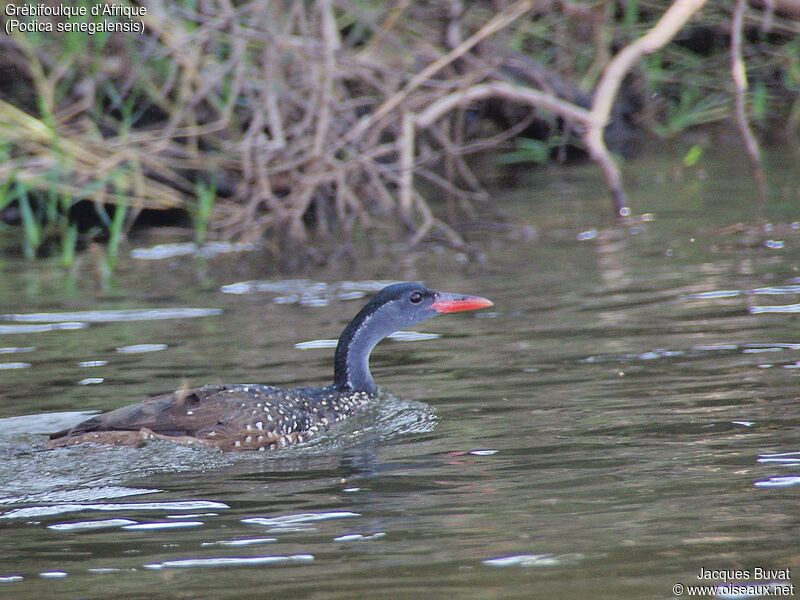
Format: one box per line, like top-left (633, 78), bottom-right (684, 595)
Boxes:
top-left (1, 0), bottom-right (798, 264)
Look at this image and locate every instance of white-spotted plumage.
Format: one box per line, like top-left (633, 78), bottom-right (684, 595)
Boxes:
top-left (48, 282), bottom-right (492, 452)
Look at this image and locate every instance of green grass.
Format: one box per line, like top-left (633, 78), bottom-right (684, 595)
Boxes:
top-left (105, 198), bottom-right (127, 271)
top-left (17, 186), bottom-right (41, 259)
top-left (191, 180), bottom-right (217, 246)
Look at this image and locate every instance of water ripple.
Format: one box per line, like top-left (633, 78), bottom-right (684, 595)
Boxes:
top-left (220, 279), bottom-right (398, 308)
top-left (581, 343), bottom-right (800, 365)
top-left (242, 511), bottom-right (360, 529)
top-left (753, 477), bottom-right (800, 488)
top-left (0, 323), bottom-right (86, 335)
top-left (201, 538), bottom-right (277, 547)
top-left (482, 554), bottom-right (562, 568)
top-left (1, 500), bottom-right (228, 519)
top-left (78, 360), bottom-right (108, 367)
top-left (294, 338), bottom-right (337, 349)
top-left (757, 452), bottom-right (800, 466)
top-left (131, 242), bottom-right (258, 260)
top-left (86, 568), bottom-right (128, 574)
top-left (0, 362), bottom-right (30, 370)
top-left (0, 308), bottom-right (221, 323)
top-left (685, 285), bottom-right (800, 300)
top-left (0, 486), bottom-right (157, 506)
top-left (296, 331), bottom-right (439, 349)
top-left (684, 290), bottom-right (742, 299)
top-left (692, 344), bottom-right (739, 351)
top-left (742, 347), bottom-right (782, 354)
top-left (334, 532), bottom-right (386, 542)
top-left (751, 285), bottom-right (800, 295)
top-left (386, 331), bottom-right (441, 342)
top-left (746, 343), bottom-right (800, 350)
top-left (144, 554), bottom-right (314, 569)
top-left (750, 304), bottom-right (800, 314)
top-left (0, 411), bottom-right (98, 436)
top-left (48, 519), bottom-right (137, 531)
top-left (122, 521), bottom-right (204, 531)
top-left (116, 344), bottom-right (168, 354)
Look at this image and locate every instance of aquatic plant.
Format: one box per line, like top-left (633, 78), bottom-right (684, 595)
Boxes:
top-left (191, 181), bottom-right (216, 246)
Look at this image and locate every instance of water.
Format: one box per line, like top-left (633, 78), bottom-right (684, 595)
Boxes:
top-left (1, 144), bottom-right (800, 598)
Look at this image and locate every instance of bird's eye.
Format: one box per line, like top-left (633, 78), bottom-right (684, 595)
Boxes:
top-left (409, 291), bottom-right (423, 304)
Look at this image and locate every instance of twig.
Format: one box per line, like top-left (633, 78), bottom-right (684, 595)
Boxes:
top-left (343, 0), bottom-right (535, 146)
top-left (399, 81), bottom-right (590, 218)
top-left (314, 0), bottom-right (340, 156)
top-left (731, 0), bottom-right (768, 211)
top-left (586, 0), bottom-right (708, 216)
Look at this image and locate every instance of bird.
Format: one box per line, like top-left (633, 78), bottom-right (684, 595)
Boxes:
top-left (48, 282), bottom-right (493, 451)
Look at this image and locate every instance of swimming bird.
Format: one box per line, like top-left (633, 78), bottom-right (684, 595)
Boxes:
top-left (48, 282), bottom-right (492, 451)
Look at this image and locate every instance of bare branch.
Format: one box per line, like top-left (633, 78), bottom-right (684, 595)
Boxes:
top-left (731, 0), bottom-right (768, 209)
top-left (585, 0), bottom-right (708, 216)
top-left (344, 0), bottom-right (536, 145)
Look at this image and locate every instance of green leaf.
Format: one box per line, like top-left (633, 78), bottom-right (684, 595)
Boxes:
top-left (18, 188), bottom-right (41, 259)
top-left (683, 144), bottom-right (703, 168)
top-left (497, 138), bottom-right (550, 165)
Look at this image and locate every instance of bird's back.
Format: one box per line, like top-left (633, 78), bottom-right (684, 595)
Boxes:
top-left (48, 383), bottom-right (372, 451)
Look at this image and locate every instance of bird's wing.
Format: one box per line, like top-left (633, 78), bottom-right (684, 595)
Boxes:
top-left (48, 385), bottom-right (259, 439)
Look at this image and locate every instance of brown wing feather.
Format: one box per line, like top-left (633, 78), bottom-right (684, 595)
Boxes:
top-left (49, 385), bottom-right (237, 439)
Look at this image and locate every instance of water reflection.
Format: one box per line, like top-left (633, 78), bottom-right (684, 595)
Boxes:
top-left (0, 322), bottom-right (86, 334)
top-left (0, 362), bottom-right (30, 370)
top-left (201, 537), bottom-right (277, 547)
top-left (482, 554), bottom-right (569, 568)
top-left (78, 360), bottom-right (107, 368)
top-left (242, 511), bottom-right (360, 529)
top-left (334, 532), bottom-right (386, 542)
top-left (131, 241), bottom-right (258, 260)
top-left (1, 501), bottom-right (229, 520)
top-left (220, 278), bottom-right (398, 307)
top-left (0, 308), bottom-right (222, 322)
top-left (144, 554), bottom-right (314, 569)
top-left (295, 331), bottom-right (440, 349)
top-left (115, 343), bottom-right (168, 354)
top-left (48, 519), bottom-right (138, 531)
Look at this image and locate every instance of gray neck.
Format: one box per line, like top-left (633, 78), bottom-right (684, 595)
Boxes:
top-left (333, 309), bottom-right (394, 395)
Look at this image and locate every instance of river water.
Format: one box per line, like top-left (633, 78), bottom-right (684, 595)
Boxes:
top-left (1, 143), bottom-right (799, 599)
